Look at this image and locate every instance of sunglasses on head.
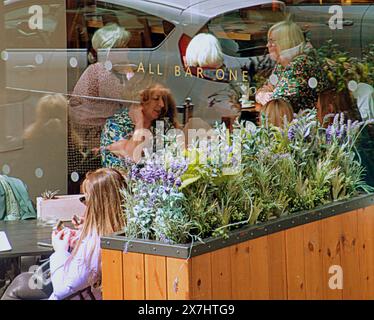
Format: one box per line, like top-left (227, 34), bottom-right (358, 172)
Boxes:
top-left (79, 196), bottom-right (86, 205)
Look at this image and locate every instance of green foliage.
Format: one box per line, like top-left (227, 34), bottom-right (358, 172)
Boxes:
top-left (317, 40), bottom-right (374, 92)
top-left (120, 110), bottom-right (373, 244)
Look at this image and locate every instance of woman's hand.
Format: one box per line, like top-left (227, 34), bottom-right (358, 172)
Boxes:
top-left (106, 139), bottom-right (130, 158)
top-left (129, 104), bottom-right (144, 128)
top-left (52, 229), bottom-right (72, 253)
top-left (256, 91), bottom-right (273, 106)
top-left (257, 83), bottom-right (274, 94)
top-left (68, 228), bottom-right (81, 249)
top-left (71, 215), bottom-right (85, 230)
top-left (91, 147), bottom-right (100, 155)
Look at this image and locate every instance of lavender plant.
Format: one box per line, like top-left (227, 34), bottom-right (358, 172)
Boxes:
top-left (120, 110), bottom-right (373, 244)
top-left (121, 153), bottom-right (190, 243)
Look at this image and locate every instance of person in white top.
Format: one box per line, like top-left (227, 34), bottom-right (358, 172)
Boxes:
top-left (353, 83), bottom-right (374, 121)
top-left (49, 168), bottom-right (125, 300)
top-left (1, 168), bottom-right (125, 300)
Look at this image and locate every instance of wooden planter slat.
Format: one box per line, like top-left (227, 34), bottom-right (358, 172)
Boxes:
top-left (357, 206), bottom-right (374, 299)
top-left (101, 199), bottom-right (374, 300)
top-left (123, 252), bottom-right (145, 300)
top-left (286, 226), bottom-right (306, 299)
top-left (230, 242), bottom-right (251, 299)
top-left (191, 253), bottom-right (212, 299)
top-left (341, 211), bottom-right (362, 299)
top-left (267, 231), bottom-right (288, 299)
top-left (303, 220), bottom-right (324, 299)
top-left (211, 247), bottom-right (232, 299)
top-left (101, 249), bottom-right (123, 300)
top-left (166, 257), bottom-right (191, 300)
top-left (321, 214), bottom-right (343, 299)
top-left (144, 254), bottom-right (167, 300)
top-left (248, 236), bottom-right (270, 299)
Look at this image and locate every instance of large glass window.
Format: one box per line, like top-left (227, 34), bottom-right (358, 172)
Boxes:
top-left (205, 4), bottom-right (286, 58)
top-left (66, 1), bottom-right (176, 193)
top-left (0, 0), bottom-right (373, 203)
top-left (67, 1), bottom-right (175, 50)
top-left (5, 2), bottom-right (65, 48)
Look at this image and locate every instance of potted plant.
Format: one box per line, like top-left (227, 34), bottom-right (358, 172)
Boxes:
top-left (101, 110), bottom-right (374, 300)
top-left (37, 190), bottom-right (85, 224)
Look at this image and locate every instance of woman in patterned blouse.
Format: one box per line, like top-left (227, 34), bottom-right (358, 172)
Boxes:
top-left (100, 84), bottom-right (180, 167)
top-left (256, 17), bottom-right (329, 113)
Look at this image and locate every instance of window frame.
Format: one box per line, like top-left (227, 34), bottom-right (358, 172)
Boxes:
top-left (92, 0), bottom-right (177, 50)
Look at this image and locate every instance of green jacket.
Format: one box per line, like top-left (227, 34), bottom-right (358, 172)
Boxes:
top-left (0, 175), bottom-right (36, 220)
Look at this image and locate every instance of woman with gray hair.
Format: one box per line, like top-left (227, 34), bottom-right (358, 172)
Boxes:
top-left (68, 23), bottom-right (134, 192)
top-left (69, 23), bottom-right (132, 127)
top-left (185, 33), bottom-right (229, 81)
top-left (185, 33), bottom-right (224, 69)
top-left (256, 16), bottom-right (329, 113)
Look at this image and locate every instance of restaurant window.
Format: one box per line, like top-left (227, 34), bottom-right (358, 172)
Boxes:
top-left (65, 2), bottom-right (176, 194)
top-left (67, 1), bottom-right (175, 50)
top-left (5, 1), bottom-right (65, 49)
top-left (203, 3), bottom-right (287, 58)
top-left (1, 0), bottom-right (68, 201)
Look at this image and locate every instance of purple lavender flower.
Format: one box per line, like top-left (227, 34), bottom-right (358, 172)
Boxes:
top-left (339, 112), bottom-right (345, 127)
top-left (326, 125), bottom-right (333, 143)
top-left (335, 128), bottom-right (340, 139)
top-left (350, 120), bottom-right (361, 134)
top-left (225, 145), bottom-right (234, 154)
top-left (159, 233), bottom-right (167, 242)
top-left (279, 153), bottom-right (291, 160)
top-left (166, 172), bottom-right (177, 185)
top-left (303, 126), bottom-right (311, 139)
top-left (130, 165), bottom-right (140, 180)
top-left (333, 114), bottom-right (340, 127)
top-left (175, 178), bottom-right (182, 188)
top-left (170, 159), bottom-right (188, 175)
top-left (347, 119), bottom-right (352, 133)
top-left (138, 162), bottom-right (170, 184)
top-left (120, 157), bottom-right (135, 171)
top-left (337, 124), bottom-right (346, 140)
top-left (231, 156), bottom-right (239, 167)
top-left (288, 126), bottom-right (295, 141)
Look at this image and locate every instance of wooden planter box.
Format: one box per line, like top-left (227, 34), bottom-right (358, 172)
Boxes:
top-left (101, 194), bottom-right (374, 300)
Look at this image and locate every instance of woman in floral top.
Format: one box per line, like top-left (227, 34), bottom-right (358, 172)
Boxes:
top-left (256, 17), bottom-right (329, 113)
top-left (100, 84), bottom-right (179, 167)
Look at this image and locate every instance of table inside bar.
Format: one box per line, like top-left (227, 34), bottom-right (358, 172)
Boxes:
top-left (0, 220), bottom-right (53, 258)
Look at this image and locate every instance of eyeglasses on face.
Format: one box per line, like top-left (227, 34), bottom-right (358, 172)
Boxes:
top-left (267, 38), bottom-right (277, 46)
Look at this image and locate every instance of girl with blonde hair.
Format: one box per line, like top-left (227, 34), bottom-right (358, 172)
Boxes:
top-left (261, 99), bottom-right (294, 128)
top-left (256, 16), bottom-right (329, 113)
top-left (1, 168), bottom-right (126, 300)
top-left (49, 168), bottom-right (125, 299)
top-left (24, 94), bottom-right (67, 140)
